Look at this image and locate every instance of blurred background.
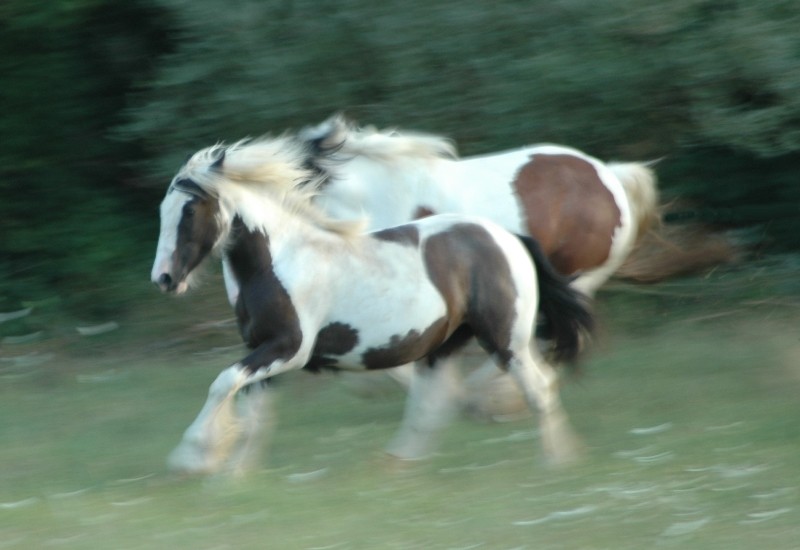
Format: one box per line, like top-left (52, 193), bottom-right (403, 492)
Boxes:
top-left (1, 0), bottom-right (798, 327)
top-left (1, 2), bottom-right (799, 548)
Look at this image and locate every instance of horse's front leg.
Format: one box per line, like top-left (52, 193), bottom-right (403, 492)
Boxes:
top-left (168, 342), bottom-right (306, 476)
top-left (219, 381), bottom-right (276, 477)
top-left (167, 366), bottom-right (251, 475)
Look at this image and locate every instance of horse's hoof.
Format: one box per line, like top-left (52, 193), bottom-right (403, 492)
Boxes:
top-left (378, 452), bottom-right (425, 475)
top-left (167, 444), bottom-right (221, 477)
top-left (383, 435), bottom-right (436, 462)
top-left (543, 437), bottom-right (587, 467)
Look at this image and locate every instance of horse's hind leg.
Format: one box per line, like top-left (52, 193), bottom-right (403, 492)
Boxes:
top-left (385, 359), bottom-right (463, 460)
top-left (507, 347), bottom-right (583, 465)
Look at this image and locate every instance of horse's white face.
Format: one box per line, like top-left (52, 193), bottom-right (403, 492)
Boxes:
top-left (151, 184), bottom-right (221, 294)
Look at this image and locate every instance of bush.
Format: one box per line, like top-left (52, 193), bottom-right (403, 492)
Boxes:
top-left (0, 0), bottom-right (171, 316)
top-left (121, 0), bottom-right (799, 251)
top-left (3, 1), bottom-right (798, 324)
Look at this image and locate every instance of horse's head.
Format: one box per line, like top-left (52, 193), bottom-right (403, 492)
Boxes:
top-left (151, 176), bottom-right (222, 295)
top-left (151, 137), bottom-right (366, 294)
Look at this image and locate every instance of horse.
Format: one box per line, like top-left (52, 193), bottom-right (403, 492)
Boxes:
top-left (212, 116), bottom-right (659, 311)
top-left (150, 136), bottom-right (594, 475)
top-left (294, 115), bottom-right (660, 412)
top-left (199, 115), bottom-right (657, 419)
top-left (300, 114), bottom-right (660, 297)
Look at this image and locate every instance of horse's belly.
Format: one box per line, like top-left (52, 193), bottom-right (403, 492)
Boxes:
top-left (312, 288), bottom-right (450, 371)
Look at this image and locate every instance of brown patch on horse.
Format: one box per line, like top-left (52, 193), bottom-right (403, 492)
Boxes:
top-left (413, 205), bottom-right (436, 219)
top-left (371, 224), bottom-right (420, 247)
top-left (361, 223), bottom-right (516, 369)
top-left (423, 224), bottom-right (516, 365)
top-left (361, 318), bottom-right (450, 369)
top-left (512, 154), bottom-right (621, 276)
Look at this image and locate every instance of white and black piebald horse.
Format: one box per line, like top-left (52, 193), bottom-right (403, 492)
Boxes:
top-left (294, 115), bottom-right (659, 410)
top-left (151, 136), bottom-right (593, 475)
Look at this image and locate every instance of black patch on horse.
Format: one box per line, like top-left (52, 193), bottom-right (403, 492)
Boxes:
top-left (173, 192), bottom-right (220, 283)
top-left (361, 318), bottom-right (449, 370)
top-left (298, 128), bottom-right (348, 189)
top-left (226, 217), bottom-right (304, 374)
top-left (371, 225), bottom-right (420, 247)
top-left (424, 324), bottom-right (474, 367)
top-left (305, 322), bottom-right (360, 373)
top-left (171, 178), bottom-right (208, 197)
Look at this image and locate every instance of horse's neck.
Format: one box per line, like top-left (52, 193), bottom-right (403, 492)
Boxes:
top-left (325, 155), bottom-right (457, 229)
top-left (226, 192), bottom-right (315, 251)
top-left (225, 203), bottom-right (348, 287)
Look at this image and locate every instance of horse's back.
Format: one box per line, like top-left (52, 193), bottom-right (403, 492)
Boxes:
top-left (317, 128), bottom-right (636, 284)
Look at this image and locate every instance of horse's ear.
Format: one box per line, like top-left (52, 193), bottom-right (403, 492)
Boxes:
top-left (210, 149), bottom-right (226, 171)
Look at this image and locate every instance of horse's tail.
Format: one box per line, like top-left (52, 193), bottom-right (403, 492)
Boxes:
top-left (608, 161), bottom-right (660, 242)
top-left (518, 236), bottom-right (594, 365)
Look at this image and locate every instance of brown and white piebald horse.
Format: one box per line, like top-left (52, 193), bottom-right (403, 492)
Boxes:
top-left (151, 136), bottom-right (593, 475)
top-left (300, 114), bottom-right (660, 297)
top-left (291, 115), bottom-right (660, 409)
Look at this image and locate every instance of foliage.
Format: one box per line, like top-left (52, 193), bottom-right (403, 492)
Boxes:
top-left (659, 148), bottom-right (800, 250)
top-left (120, 0), bottom-right (799, 245)
top-left (0, 1), bottom-right (171, 317)
top-left (119, 0), bottom-right (800, 156)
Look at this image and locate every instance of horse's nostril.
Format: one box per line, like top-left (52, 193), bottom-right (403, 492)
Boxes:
top-left (157, 273), bottom-right (173, 290)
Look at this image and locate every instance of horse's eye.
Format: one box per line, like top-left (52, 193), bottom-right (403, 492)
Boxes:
top-left (184, 205), bottom-right (195, 217)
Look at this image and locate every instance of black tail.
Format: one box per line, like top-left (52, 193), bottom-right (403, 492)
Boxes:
top-left (517, 235), bottom-right (594, 365)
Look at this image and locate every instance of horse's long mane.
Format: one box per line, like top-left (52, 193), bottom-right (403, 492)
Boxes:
top-left (301, 114), bottom-right (458, 166)
top-left (177, 136), bottom-right (364, 237)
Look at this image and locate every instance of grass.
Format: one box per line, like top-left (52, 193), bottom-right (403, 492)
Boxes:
top-left (1, 259), bottom-right (798, 549)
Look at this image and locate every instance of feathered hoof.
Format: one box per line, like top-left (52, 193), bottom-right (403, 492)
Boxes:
top-left (378, 451), bottom-right (426, 476)
top-left (167, 439), bottom-right (224, 477)
top-left (383, 431), bottom-right (437, 462)
top-left (462, 374), bottom-right (530, 423)
top-left (541, 423), bottom-right (586, 467)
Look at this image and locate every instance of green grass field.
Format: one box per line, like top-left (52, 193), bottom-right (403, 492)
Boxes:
top-left (1, 258), bottom-right (798, 549)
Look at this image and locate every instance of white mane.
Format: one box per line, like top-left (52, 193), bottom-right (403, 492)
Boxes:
top-left (304, 114), bottom-right (458, 164)
top-left (177, 137), bottom-right (310, 197)
top-left (176, 136), bottom-right (364, 237)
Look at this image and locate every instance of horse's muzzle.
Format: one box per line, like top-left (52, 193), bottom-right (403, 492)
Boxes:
top-left (155, 273), bottom-right (177, 293)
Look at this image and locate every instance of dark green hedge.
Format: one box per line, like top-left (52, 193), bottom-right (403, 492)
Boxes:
top-left (2, 0), bottom-right (798, 321)
top-left (0, 1), bottom-right (171, 317)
